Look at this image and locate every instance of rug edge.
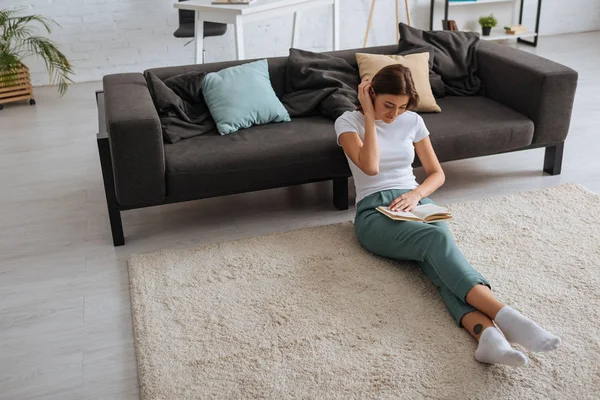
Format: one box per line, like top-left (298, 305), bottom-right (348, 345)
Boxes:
top-left (127, 221), bottom-right (356, 264)
top-left (128, 182), bottom-right (597, 262)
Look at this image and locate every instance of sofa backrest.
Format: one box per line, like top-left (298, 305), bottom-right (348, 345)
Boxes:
top-left (145, 44), bottom-right (399, 99)
top-left (146, 56), bottom-right (289, 98)
top-left (324, 44), bottom-right (399, 69)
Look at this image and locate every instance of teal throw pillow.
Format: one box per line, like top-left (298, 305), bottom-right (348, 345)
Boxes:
top-left (202, 59), bottom-right (291, 135)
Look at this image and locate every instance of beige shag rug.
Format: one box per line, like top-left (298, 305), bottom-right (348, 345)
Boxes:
top-left (129, 183), bottom-right (600, 399)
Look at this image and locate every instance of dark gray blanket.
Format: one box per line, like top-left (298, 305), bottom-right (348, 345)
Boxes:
top-left (144, 70), bottom-right (217, 143)
top-left (281, 48), bottom-right (360, 120)
top-left (398, 23), bottom-right (482, 96)
top-left (144, 49), bottom-right (359, 143)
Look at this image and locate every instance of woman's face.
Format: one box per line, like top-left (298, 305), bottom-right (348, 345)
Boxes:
top-left (372, 93), bottom-right (410, 124)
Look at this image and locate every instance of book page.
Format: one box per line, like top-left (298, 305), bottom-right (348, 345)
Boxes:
top-left (410, 204), bottom-right (449, 220)
top-left (378, 207), bottom-right (419, 219)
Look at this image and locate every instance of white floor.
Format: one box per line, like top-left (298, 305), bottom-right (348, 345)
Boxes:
top-left (1, 31), bottom-right (599, 400)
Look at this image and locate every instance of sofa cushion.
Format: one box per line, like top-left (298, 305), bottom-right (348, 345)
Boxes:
top-left (164, 116), bottom-right (350, 202)
top-left (281, 48), bottom-right (360, 121)
top-left (355, 52), bottom-right (441, 113)
top-left (202, 59), bottom-right (290, 135)
top-left (398, 23), bottom-right (482, 96)
top-left (327, 45), bottom-right (445, 98)
top-left (164, 96), bottom-right (534, 201)
top-left (417, 96), bottom-right (534, 166)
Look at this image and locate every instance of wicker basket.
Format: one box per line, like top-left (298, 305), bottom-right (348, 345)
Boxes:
top-left (0, 64), bottom-right (36, 110)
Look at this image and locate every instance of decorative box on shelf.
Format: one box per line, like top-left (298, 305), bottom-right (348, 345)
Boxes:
top-left (504, 24), bottom-right (527, 34)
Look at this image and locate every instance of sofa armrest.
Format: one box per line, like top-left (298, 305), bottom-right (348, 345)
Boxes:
top-left (103, 73), bottom-right (166, 206)
top-left (477, 41), bottom-right (578, 145)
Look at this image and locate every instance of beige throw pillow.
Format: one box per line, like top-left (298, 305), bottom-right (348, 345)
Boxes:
top-left (355, 52), bottom-right (441, 113)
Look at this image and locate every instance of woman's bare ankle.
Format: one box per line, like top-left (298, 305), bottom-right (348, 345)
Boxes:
top-left (460, 310), bottom-right (495, 341)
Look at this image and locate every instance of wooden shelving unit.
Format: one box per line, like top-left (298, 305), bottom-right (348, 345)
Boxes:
top-left (0, 64), bottom-right (36, 110)
top-left (480, 29), bottom-right (537, 41)
top-left (429, 0), bottom-right (543, 47)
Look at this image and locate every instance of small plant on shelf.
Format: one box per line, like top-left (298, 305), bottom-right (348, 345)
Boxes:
top-left (0, 9), bottom-right (73, 110)
top-left (478, 14), bottom-right (497, 37)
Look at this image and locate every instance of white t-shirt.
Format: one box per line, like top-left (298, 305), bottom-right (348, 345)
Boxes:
top-left (334, 110), bottom-right (430, 204)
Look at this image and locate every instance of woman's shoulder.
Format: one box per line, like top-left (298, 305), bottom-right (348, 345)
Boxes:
top-left (399, 110), bottom-right (421, 121)
top-left (335, 110), bottom-right (363, 132)
top-left (336, 110), bottom-right (362, 123)
top-left (395, 110), bottom-right (424, 126)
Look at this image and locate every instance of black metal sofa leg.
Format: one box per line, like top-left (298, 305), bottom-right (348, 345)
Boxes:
top-left (333, 177), bottom-right (349, 210)
top-left (543, 142), bottom-right (564, 176)
top-left (97, 136), bottom-right (125, 246)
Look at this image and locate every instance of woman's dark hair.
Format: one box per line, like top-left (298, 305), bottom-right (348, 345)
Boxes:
top-left (358, 63), bottom-right (419, 112)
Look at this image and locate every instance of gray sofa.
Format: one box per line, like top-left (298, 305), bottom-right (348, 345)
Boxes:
top-left (97, 40), bottom-right (578, 246)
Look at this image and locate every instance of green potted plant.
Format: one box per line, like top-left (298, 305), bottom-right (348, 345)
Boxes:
top-left (478, 14), bottom-right (497, 36)
top-left (0, 9), bottom-right (73, 110)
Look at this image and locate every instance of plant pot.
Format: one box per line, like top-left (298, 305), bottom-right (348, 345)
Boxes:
top-left (0, 63), bottom-right (35, 109)
top-left (482, 26), bottom-right (492, 36)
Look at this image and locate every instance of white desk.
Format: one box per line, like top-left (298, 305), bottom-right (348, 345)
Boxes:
top-left (174, 0), bottom-right (340, 63)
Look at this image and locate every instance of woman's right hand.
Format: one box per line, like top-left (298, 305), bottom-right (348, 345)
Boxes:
top-left (358, 76), bottom-right (375, 117)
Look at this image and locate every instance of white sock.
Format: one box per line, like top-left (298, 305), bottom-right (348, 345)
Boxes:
top-left (475, 327), bottom-right (528, 367)
top-left (494, 306), bottom-right (561, 352)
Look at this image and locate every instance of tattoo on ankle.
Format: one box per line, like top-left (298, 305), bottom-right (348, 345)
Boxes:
top-left (474, 324), bottom-right (483, 335)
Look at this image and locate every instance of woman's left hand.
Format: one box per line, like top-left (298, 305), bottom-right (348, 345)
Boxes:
top-left (389, 190), bottom-right (423, 212)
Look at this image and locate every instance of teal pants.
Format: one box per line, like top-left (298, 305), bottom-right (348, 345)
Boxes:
top-left (355, 189), bottom-right (491, 326)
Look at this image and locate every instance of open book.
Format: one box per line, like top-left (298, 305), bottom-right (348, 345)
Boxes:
top-left (376, 203), bottom-right (452, 223)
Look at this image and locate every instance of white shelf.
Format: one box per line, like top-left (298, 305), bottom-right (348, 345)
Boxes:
top-left (436, 0), bottom-right (515, 6)
top-left (480, 30), bottom-right (537, 41)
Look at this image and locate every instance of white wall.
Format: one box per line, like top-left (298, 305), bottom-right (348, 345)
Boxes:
top-left (1, 0), bottom-right (598, 86)
top-left (522, 0), bottom-right (600, 36)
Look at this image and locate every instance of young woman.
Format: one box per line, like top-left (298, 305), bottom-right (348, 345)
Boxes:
top-left (334, 64), bottom-right (561, 366)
